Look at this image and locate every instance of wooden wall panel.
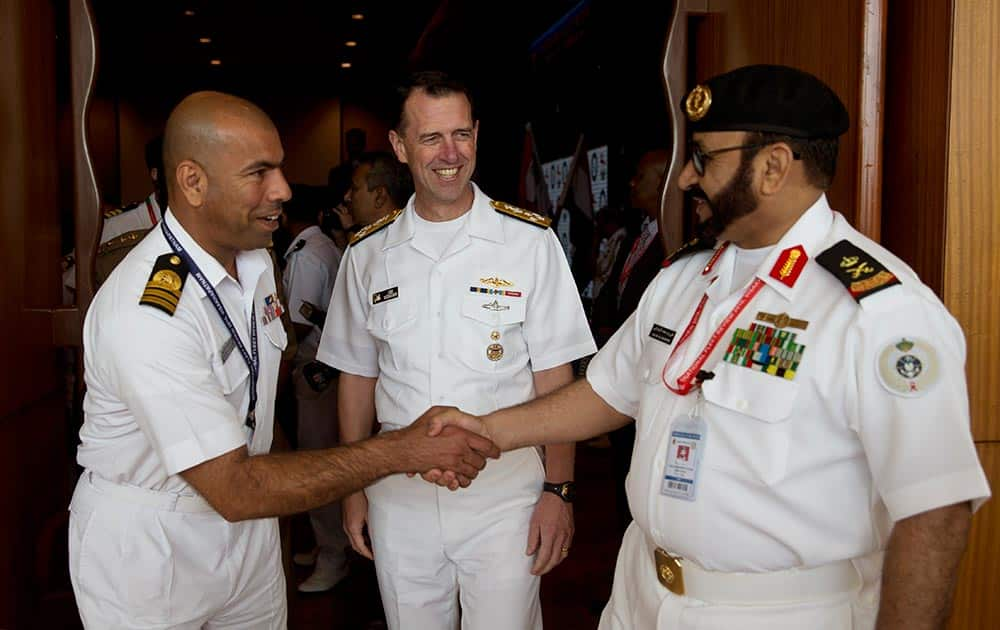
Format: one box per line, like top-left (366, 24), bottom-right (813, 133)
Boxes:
top-left (880, 0), bottom-right (952, 296)
top-left (0, 0), bottom-right (74, 626)
top-left (949, 442), bottom-right (999, 630)
top-left (944, 0), bottom-right (1000, 442)
top-left (692, 0), bottom-right (865, 228)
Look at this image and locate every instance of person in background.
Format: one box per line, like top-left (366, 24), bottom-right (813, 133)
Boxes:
top-left (282, 184), bottom-right (350, 593)
top-left (62, 136), bottom-right (167, 302)
top-left (590, 148), bottom-right (671, 532)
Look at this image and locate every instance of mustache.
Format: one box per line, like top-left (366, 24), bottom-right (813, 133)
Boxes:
top-left (685, 186), bottom-right (709, 203)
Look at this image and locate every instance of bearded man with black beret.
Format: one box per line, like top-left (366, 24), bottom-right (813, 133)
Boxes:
top-left (422, 64), bottom-right (990, 630)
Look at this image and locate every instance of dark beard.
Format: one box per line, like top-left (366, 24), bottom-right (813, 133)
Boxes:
top-left (689, 156), bottom-right (758, 241)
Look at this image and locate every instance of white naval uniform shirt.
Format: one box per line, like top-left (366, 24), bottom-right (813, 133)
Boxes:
top-left (282, 225), bottom-right (342, 362)
top-left (587, 195), bottom-right (990, 573)
top-left (317, 183), bottom-right (596, 425)
top-left (78, 210), bottom-right (287, 493)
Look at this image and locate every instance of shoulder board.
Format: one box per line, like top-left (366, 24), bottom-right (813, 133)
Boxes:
top-left (139, 253), bottom-right (189, 316)
top-left (662, 237), bottom-right (716, 268)
top-left (349, 209), bottom-right (402, 246)
top-left (815, 239), bottom-right (901, 303)
top-left (491, 200), bottom-right (552, 229)
top-left (103, 200), bottom-right (141, 219)
top-left (98, 229), bottom-right (149, 256)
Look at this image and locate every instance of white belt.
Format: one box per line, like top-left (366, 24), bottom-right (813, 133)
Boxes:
top-left (74, 471), bottom-right (216, 514)
top-left (653, 545), bottom-right (862, 605)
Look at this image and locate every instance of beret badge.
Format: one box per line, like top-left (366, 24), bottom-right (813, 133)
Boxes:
top-left (685, 84), bottom-right (712, 121)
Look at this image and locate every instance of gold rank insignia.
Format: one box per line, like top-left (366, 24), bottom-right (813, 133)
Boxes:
top-left (816, 239), bottom-right (900, 303)
top-left (349, 208), bottom-right (402, 246)
top-left (755, 311), bottom-right (809, 330)
top-left (139, 253), bottom-right (189, 316)
top-left (490, 201), bottom-right (552, 229)
top-left (480, 276), bottom-right (514, 287)
top-left (97, 229), bottom-right (147, 255)
top-left (685, 84), bottom-right (712, 121)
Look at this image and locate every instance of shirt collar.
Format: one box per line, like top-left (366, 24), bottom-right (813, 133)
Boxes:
top-left (382, 182), bottom-right (505, 251)
top-left (703, 194), bottom-right (834, 303)
top-left (163, 209), bottom-right (269, 293)
top-left (755, 194), bottom-right (835, 301)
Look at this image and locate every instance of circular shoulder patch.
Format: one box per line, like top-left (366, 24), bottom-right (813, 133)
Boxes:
top-left (876, 337), bottom-right (939, 397)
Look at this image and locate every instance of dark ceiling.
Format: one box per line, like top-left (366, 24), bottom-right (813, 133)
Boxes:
top-left (91, 0), bottom-right (584, 104)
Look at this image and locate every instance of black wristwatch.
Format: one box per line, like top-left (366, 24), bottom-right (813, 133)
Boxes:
top-left (543, 481), bottom-right (576, 503)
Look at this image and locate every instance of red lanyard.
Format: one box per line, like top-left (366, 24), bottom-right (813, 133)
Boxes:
top-left (661, 277), bottom-right (765, 395)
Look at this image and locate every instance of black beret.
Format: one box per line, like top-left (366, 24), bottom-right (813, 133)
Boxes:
top-left (684, 64), bottom-right (849, 139)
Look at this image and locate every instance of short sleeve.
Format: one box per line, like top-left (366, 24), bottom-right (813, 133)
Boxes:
top-left (851, 290), bottom-right (991, 521)
top-left (285, 252), bottom-right (334, 327)
top-left (109, 311), bottom-right (245, 475)
top-left (522, 229), bottom-right (597, 371)
top-left (586, 280), bottom-right (656, 418)
top-left (316, 248), bottom-right (379, 376)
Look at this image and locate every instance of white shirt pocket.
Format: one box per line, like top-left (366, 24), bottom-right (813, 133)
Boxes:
top-left (455, 292), bottom-right (528, 373)
top-left (701, 361), bottom-right (799, 485)
top-left (366, 296), bottom-right (418, 371)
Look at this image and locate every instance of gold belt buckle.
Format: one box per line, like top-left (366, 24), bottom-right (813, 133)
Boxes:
top-left (654, 547), bottom-right (685, 595)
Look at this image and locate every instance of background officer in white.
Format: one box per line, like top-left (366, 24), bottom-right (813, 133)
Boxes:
top-left (69, 91), bottom-right (499, 629)
top-left (281, 185), bottom-right (349, 593)
top-left (318, 71), bottom-right (596, 630)
top-left (422, 65), bottom-right (990, 630)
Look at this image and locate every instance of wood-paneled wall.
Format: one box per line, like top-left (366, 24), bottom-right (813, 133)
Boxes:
top-left (692, 0), bottom-right (865, 228)
top-left (880, 0), bottom-right (952, 295)
top-left (944, 0), bottom-right (1000, 443)
top-left (0, 0), bottom-right (75, 626)
top-left (943, 0), bottom-right (999, 627)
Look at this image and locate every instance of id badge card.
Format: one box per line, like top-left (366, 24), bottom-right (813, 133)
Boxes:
top-left (661, 410), bottom-right (708, 501)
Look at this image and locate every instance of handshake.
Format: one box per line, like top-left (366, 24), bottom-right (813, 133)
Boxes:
top-left (387, 406), bottom-right (498, 490)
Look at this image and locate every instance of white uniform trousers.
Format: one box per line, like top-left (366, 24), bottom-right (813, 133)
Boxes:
top-left (293, 366), bottom-right (348, 569)
top-left (599, 522), bottom-right (880, 630)
top-left (68, 472), bottom-right (286, 629)
top-left (365, 441), bottom-right (546, 630)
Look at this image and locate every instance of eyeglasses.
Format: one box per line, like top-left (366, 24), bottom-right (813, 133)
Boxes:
top-left (688, 142), bottom-right (800, 176)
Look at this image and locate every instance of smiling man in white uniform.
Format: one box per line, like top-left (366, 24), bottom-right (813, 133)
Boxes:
top-left (423, 65), bottom-right (990, 630)
top-left (318, 71), bottom-right (596, 630)
top-left (68, 91), bottom-right (500, 629)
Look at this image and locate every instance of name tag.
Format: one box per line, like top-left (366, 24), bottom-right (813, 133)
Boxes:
top-left (661, 414), bottom-right (707, 501)
top-left (372, 286), bottom-right (399, 304)
top-left (650, 324), bottom-right (677, 345)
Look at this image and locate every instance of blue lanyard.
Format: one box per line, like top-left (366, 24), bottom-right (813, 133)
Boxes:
top-left (161, 221), bottom-right (259, 431)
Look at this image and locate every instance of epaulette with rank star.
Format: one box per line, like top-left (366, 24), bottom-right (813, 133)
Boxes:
top-left (815, 239), bottom-right (900, 303)
top-left (491, 200), bottom-right (552, 229)
top-left (139, 253), bottom-right (189, 316)
top-left (349, 209), bottom-right (402, 246)
top-left (661, 237), bottom-right (716, 268)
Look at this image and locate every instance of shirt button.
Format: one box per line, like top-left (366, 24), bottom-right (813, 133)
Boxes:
top-left (642, 369), bottom-right (651, 380)
top-left (737, 400), bottom-right (749, 412)
top-left (651, 528), bottom-right (661, 539)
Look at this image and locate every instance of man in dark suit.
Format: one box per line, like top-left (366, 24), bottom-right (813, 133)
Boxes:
top-left (591, 148), bottom-right (671, 531)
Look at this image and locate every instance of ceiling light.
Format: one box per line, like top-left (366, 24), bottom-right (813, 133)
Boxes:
top-left (210, 59), bottom-right (222, 66)
top-left (345, 41), bottom-right (357, 47)
top-left (351, 13), bottom-right (364, 20)
top-left (184, 9), bottom-right (195, 16)
top-left (340, 62), bottom-right (352, 68)
top-left (199, 37), bottom-right (212, 44)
